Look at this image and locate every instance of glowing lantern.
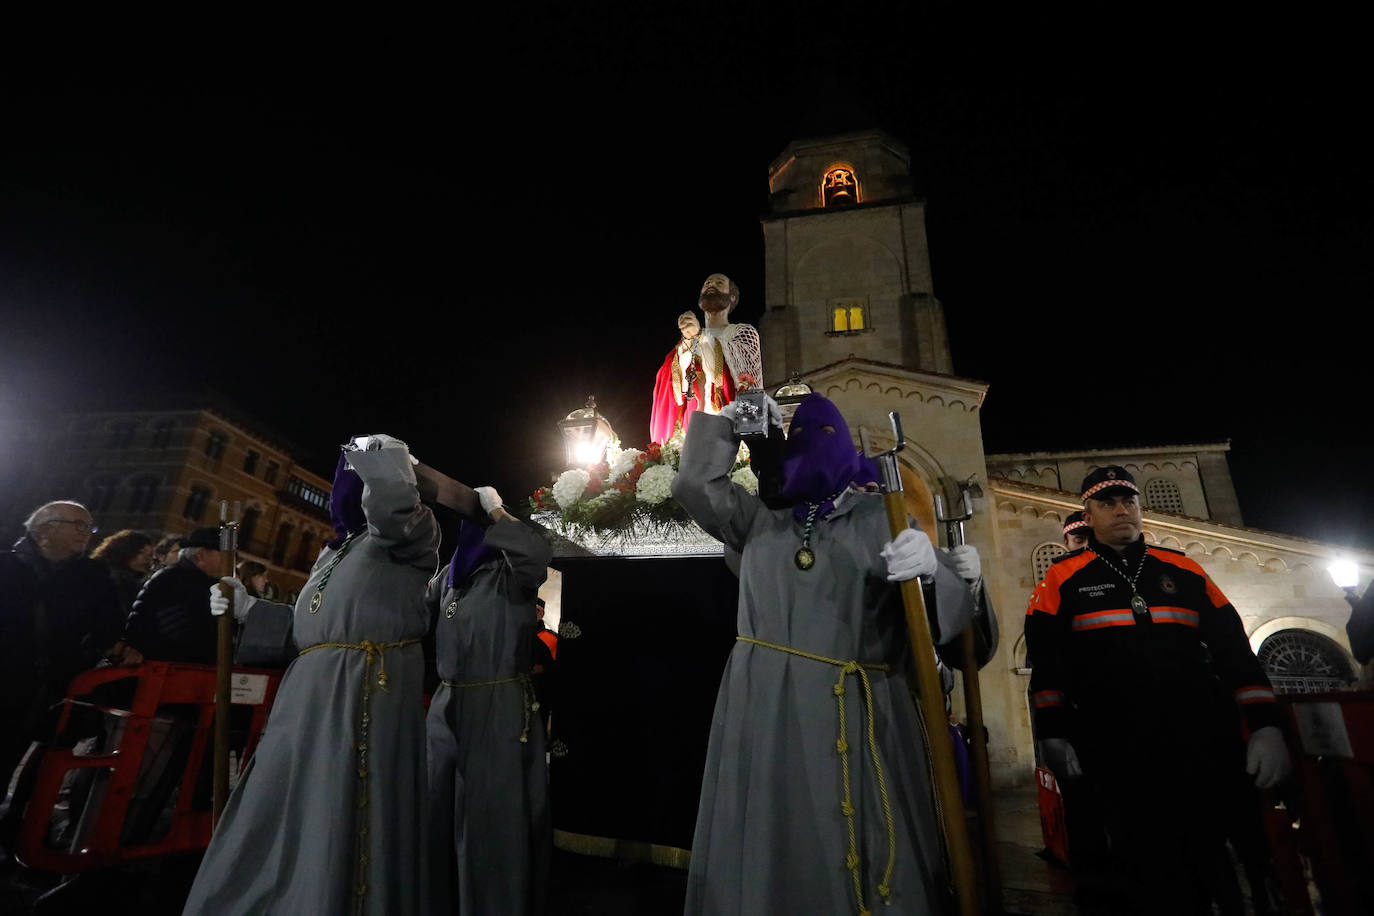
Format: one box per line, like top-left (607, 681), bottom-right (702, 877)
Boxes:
top-left (558, 396), bottom-right (616, 468)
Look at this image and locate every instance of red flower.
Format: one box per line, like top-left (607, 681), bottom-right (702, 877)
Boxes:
top-left (614, 478), bottom-right (635, 493)
top-left (592, 461), bottom-right (610, 479)
top-left (644, 442), bottom-right (662, 461)
top-left (585, 476), bottom-right (603, 496)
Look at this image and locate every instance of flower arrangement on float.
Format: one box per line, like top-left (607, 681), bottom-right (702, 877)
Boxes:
top-left (529, 430), bottom-right (756, 536)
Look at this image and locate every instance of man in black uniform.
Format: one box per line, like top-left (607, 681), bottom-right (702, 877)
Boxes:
top-left (1024, 466), bottom-right (1291, 913)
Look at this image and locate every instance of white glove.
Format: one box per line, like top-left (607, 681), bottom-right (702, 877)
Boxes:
top-left (476, 486), bottom-right (503, 515)
top-left (209, 577), bottom-right (256, 621)
top-left (1040, 738), bottom-right (1083, 781)
top-left (947, 544), bottom-right (981, 581)
top-left (1246, 726), bottom-right (1292, 789)
top-left (881, 528), bottom-right (937, 582)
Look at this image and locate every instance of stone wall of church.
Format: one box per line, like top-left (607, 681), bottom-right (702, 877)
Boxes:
top-left (981, 484), bottom-right (1368, 786)
top-left (987, 451), bottom-right (1226, 521)
top-left (760, 203), bottom-right (944, 382)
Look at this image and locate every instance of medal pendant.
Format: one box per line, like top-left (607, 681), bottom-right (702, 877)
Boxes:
top-left (309, 591), bottom-right (322, 614)
top-left (445, 600), bottom-right (457, 619)
top-left (1130, 594), bottom-right (1149, 615)
top-left (794, 547), bottom-right (815, 571)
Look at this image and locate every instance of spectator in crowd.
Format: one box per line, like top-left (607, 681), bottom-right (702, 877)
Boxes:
top-left (151, 534), bottom-right (183, 573)
top-left (0, 501), bottom-right (129, 853)
top-left (236, 560), bottom-right (272, 599)
top-left (90, 529), bottom-right (156, 615)
top-left (124, 529), bottom-right (224, 664)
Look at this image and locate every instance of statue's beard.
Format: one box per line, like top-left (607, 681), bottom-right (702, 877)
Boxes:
top-left (699, 290), bottom-right (731, 313)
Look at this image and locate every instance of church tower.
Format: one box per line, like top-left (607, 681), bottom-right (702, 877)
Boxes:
top-left (758, 130), bottom-right (954, 382)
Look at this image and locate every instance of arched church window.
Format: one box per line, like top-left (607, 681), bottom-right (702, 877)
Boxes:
top-left (1031, 542), bottom-right (1066, 583)
top-left (821, 167), bottom-right (860, 207)
top-left (1143, 478), bottom-right (1184, 513)
top-left (1256, 629), bottom-right (1356, 694)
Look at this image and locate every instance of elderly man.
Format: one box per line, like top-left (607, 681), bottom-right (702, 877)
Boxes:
top-left (1024, 466), bottom-right (1291, 913)
top-left (123, 527), bottom-right (225, 664)
top-left (0, 501), bottom-right (128, 852)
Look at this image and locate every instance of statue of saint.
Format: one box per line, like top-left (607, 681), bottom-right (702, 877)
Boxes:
top-left (649, 273), bottom-right (763, 444)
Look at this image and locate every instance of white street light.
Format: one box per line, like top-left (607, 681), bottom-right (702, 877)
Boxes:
top-left (1327, 558), bottom-right (1360, 590)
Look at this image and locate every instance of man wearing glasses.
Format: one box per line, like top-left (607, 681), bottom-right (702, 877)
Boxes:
top-left (0, 501), bottom-right (129, 856)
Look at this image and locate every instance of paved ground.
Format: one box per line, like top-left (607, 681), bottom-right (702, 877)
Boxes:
top-left (1, 785), bottom-right (1078, 915)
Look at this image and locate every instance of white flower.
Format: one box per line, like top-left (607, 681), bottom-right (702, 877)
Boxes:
top-left (552, 468), bottom-right (591, 508)
top-left (608, 447), bottom-right (643, 481)
top-left (730, 466), bottom-right (759, 495)
top-left (635, 464), bottom-right (677, 505)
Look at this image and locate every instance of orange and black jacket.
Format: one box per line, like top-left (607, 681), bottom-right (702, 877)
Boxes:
top-left (1024, 535), bottom-right (1279, 742)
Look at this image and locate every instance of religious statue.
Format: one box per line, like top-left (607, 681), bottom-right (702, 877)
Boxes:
top-left (649, 273), bottom-right (763, 444)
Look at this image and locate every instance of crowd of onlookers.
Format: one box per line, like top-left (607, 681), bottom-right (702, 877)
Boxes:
top-left (0, 503), bottom-right (288, 861)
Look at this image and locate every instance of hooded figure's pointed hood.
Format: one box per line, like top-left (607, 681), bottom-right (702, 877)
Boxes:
top-left (328, 451), bottom-right (367, 549)
top-left (446, 518), bottom-right (500, 589)
top-left (780, 394), bottom-right (860, 521)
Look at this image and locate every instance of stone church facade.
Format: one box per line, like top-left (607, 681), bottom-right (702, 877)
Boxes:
top-left (756, 130), bottom-right (1374, 786)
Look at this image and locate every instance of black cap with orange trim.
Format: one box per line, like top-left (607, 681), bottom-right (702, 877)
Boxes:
top-left (1062, 511), bottom-right (1090, 538)
top-left (1080, 466), bottom-right (1139, 502)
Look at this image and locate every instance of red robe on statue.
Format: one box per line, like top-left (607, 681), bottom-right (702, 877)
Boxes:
top-left (649, 343), bottom-right (735, 444)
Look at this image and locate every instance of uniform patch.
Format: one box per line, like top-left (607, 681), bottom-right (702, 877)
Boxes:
top-left (1077, 583), bottom-right (1116, 598)
top-left (1159, 573), bottom-right (1176, 594)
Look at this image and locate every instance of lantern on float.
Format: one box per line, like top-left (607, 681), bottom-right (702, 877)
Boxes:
top-left (558, 396), bottom-right (616, 468)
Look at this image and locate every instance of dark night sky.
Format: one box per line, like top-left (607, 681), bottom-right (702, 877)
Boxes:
top-left (2, 10), bottom-right (1371, 549)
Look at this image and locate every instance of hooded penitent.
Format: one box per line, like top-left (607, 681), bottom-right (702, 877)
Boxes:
top-left (446, 518), bottom-right (500, 589)
top-left (327, 451), bottom-right (367, 549)
top-left (780, 394), bottom-right (860, 520)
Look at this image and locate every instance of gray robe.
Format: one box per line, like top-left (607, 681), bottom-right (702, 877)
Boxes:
top-left (672, 414), bottom-right (978, 916)
top-left (426, 516), bottom-right (552, 916)
top-left (184, 445), bottom-right (439, 915)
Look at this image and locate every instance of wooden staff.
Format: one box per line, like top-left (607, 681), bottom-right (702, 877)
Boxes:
top-left (862, 414), bottom-right (979, 916)
top-left (213, 500), bottom-right (240, 826)
top-left (935, 491), bottom-right (1003, 914)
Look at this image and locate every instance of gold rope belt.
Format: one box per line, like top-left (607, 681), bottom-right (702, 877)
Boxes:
top-left (298, 638), bottom-right (420, 909)
top-left (439, 672), bottom-right (539, 744)
top-left (736, 636), bottom-right (897, 915)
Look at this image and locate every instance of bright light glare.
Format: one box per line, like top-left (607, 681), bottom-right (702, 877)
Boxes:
top-left (574, 441), bottom-right (601, 465)
top-left (1327, 559), bottom-right (1360, 589)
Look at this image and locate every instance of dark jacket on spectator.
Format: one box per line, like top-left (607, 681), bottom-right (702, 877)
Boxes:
top-left (125, 556), bottom-right (219, 664)
top-left (0, 535), bottom-right (123, 707)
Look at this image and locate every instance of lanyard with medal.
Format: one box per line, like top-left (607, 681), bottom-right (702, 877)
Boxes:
top-left (794, 488), bottom-right (846, 571)
top-left (1091, 545), bottom-right (1149, 616)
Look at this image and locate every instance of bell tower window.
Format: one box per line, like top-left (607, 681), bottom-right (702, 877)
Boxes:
top-left (827, 298), bottom-right (870, 335)
top-left (821, 167), bottom-right (860, 207)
